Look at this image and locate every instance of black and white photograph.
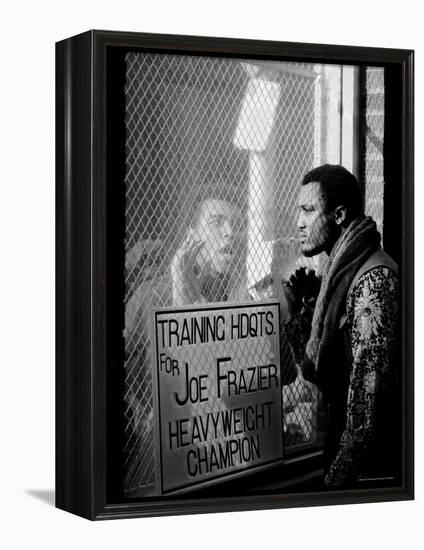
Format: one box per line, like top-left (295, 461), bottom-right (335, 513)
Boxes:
top-left (3, 0), bottom-right (424, 547)
top-left (110, 49), bottom-right (408, 499)
top-left (54, 29), bottom-right (413, 520)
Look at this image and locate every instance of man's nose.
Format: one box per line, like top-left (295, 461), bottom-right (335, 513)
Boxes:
top-left (297, 212), bottom-right (306, 229)
top-left (222, 220), bottom-right (232, 238)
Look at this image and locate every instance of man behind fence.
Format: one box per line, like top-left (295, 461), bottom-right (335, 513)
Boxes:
top-left (284, 164), bottom-right (400, 489)
top-left (171, 198), bottom-right (241, 306)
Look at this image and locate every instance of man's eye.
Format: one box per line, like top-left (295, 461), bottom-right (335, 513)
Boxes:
top-left (210, 216), bottom-right (224, 226)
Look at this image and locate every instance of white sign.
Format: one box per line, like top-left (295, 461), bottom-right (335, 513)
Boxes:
top-left (153, 302), bottom-right (283, 494)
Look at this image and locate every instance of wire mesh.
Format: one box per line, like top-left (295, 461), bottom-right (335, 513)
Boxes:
top-left (123, 52), bottom-right (327, 495)
top-left (364, 68), bottom-right (385, 235)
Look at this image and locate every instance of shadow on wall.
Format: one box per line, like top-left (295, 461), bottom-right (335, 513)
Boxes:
top-left (25, 489), bottom-right (55, 507)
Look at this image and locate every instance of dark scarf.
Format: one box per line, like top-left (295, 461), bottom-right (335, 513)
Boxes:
top-left (302, 216), bottom-right (381, 387)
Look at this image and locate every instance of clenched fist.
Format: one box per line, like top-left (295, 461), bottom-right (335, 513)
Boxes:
top-left (283, 267), bottom-right (321, 316)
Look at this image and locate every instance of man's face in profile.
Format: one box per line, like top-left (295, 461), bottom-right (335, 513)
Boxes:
top-left (297, 181), bottom-right (338, 257)
top-left (194, 199), bottom-right (238, 274)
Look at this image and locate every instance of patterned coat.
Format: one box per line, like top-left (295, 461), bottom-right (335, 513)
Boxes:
top-left (286, 248), bottom-right (400, 488)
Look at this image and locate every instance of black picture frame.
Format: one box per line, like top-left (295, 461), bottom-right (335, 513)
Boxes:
top-left (56, 29), bottom-right (414, 520)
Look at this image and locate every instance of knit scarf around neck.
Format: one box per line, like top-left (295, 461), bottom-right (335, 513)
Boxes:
top-left (302, 216), bottom-right (381, 386)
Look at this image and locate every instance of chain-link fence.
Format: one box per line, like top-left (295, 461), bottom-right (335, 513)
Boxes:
top-left (122, 53), bottom-right (381, 496)
top-left (364, 68), bottom-right (385, 236)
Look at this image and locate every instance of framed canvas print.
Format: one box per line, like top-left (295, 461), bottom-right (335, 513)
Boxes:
top-left (55, 30), bottom-right (414, 520)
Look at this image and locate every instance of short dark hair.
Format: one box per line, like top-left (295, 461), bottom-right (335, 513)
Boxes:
top-left (190, 198), bottom-right (223, 229)
top-left (302, 164), bottom-right (364, 221)
top-left (190, 197), bottom-right (240, 230)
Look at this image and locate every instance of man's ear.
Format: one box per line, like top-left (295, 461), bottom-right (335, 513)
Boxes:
top-left (334, 205), bottom-right (347, 226)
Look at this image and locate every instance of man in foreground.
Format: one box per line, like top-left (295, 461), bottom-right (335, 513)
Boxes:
top-left (284, 164), bottom-right (400, 488)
